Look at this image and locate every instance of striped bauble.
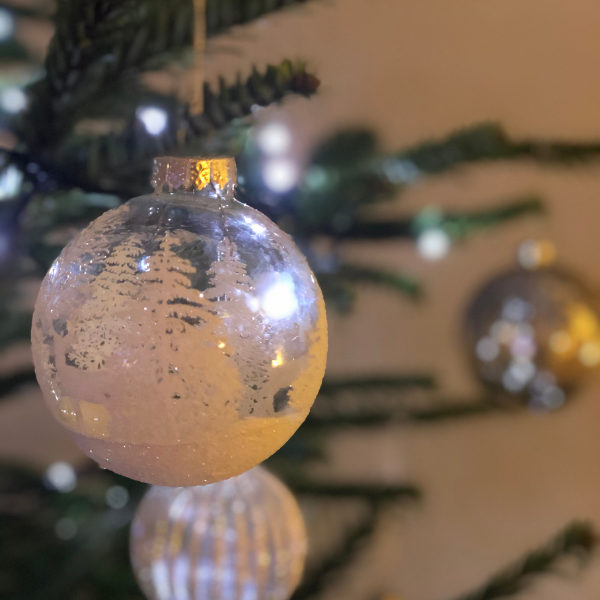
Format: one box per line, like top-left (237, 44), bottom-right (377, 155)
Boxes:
top-left (130, 467), bottom-right (307, 600)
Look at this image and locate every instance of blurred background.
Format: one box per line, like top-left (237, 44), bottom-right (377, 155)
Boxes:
top-left (4, 1), bottom-right (600, 599)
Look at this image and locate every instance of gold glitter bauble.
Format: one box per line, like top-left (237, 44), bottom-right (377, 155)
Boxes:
top-left (465, 265), bottom-right (600, 410)
top-left (130, 467), bottom-right (307, 600)
top-left (31, 157), bottom-right (327, 485)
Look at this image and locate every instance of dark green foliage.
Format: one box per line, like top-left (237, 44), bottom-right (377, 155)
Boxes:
top-left (450, 522), bottom-right (597, 600)
top-left (0, 39), bottom-right (31, 61)
top-left (0, 369), bottom-right (37, 399)
top-left (291, 504), bottom-right (381, 600)
top-left (37, 60), bottom-right (318, 196)
top-left (0, 463), bottom-right (147, 600)
top-left (319, 375), bottom-right (436, 395)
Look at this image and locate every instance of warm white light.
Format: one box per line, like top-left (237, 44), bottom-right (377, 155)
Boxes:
top-left (137, 106), bottom-right (168, 135)
top-left (0, 9), bottom-right (15, 42)
top-left (248, 272), bottom-right (299, 320)
top-left (243, 215), bottom-right (267, 236)
top-left (417, 229), bottom-right (451, 261)
top-left (261, 275), bottom-right (298, 320)
top-left (263, 158), bottom-right (298, 193)
top-left (0, 165), bottom-right (22, 200)
top-left (0, 87), bottom-right (27, 113)
top-left (256, 122), bottom-right (292, 156)
top-left (44, 462), bottom-right (77, 493)
top-left (139, 256), bottom-right (151, 272)
top-left (271, 349), bottom-right (284, 368)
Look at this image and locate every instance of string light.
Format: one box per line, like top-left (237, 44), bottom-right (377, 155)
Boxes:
top-left (417, 228), bottom-right (451, 261)
top-left (44, 462), bottom-right (77, 493)
top-left (0, 87), bottom-right (27, 114)
top-left (0, 165), bottom-right (23, 200)
top-left (137, 107), bottom-right (168, 135)
top-left (256, 122), bottom-right (292, 156)
top-left (0, 8), bottom-right (15, 42)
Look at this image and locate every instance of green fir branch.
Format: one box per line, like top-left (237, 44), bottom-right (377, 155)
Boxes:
top-left (291, 505), bottom-right (381, 600)
top-left (320, 197), bottom-right (544, 240)
top-left (27, 0), bottom-right (314, 147)
top-left (0, 312), bottom-right (33, 352)
top-left (44, 60), bottom-right (318, 194)
top-left (206, 0), bottom-right (313, 34)
top-left (449, 522), bottom-right (597, 600)
top-left (320, 265), bottom-right (422, 300)
top-left (394, 123), bottom-right (600, 179)
top-left (0, 369), bottom-right (37, 400)
top-left (305, 397), bottom-right (504, 429)
top-left (319, 375), bottom-right (436, 395)
top-left (285, 479), bottom-right (421, 502)
top-left (0, 2), bottom-right (53, 20)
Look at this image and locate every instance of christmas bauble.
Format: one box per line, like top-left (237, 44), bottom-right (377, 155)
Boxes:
top-left (32, 157), bottom-right (328, 485)
top-left (130, 467), bottom-right (307, 600)
top-left (464, 265), bottom-right (600, 410)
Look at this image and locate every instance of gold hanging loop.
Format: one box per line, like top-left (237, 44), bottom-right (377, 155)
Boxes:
top-left (190, 0), bottom-right (207, 115)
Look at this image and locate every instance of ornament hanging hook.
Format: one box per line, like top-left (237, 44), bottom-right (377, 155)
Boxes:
top-left (190, 0), bottom-right (207, 116)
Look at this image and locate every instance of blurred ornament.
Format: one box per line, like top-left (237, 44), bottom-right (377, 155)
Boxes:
top-left (32, 157), bottom-right (328, 486)
top-left (130, 467), bottom-right (307, 600)
top-left (464, 243), bottom-right (600, 410)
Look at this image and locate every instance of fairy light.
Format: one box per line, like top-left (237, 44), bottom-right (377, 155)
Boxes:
top-left (417, 229), bottom-right (451, 261)
top-left (0, 9), bottom-right (15, 42)
top-left (0, 165), bottom-right (23, 200)
top-left (137, 107), bottom-right (168, 135)
top-left (263, 158), bottom-right (298, 193)
top-left (256, 122), bottom-right (292, 156)
top-left (44, 462), bottom-right (77, 493)
top-left (0, 87), bottom-right (27, 114)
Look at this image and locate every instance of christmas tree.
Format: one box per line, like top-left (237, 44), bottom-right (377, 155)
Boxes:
top-left (1, 2), bottom-right (600, 600)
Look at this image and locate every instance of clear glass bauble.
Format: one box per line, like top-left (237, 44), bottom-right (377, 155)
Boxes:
top-left (464, 265), bottom-right (600, 410)
top-left (32, 157), bottom-right (328, 486)
top-left (130, 467), bottom-right (307, 600)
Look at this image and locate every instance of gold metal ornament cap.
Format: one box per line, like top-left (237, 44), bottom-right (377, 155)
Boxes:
top-left (152, 156), bottom-right (237, 193)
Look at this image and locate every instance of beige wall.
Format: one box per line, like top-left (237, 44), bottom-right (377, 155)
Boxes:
top-left (4, 1), bottom-right (600, 598)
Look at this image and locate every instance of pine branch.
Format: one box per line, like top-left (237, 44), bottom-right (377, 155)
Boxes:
top-left (449, 522), bottom-right (597, 600)
top-left (32, 60), bottom-right (318, 195)
top-left (305, 397), bottom-right (504, 429)
top-left (319, 375), bottom-right (436, 395)
top-left (317, 197), bottom-right (544, 240)
top-left (0, 369), bottom-right (37, 400)
top-left (317, 266), bottom-right (421, 305)
top-left (0, 2), bottom-right (52, 20)
top-left (394, 123), bottom-right (600, 180)
top-left (0, 312), bottom-right (33, 353)
top-left (26, 0), bottom-right (314, 148)
top-left (291, 505), bottom-right (380, 600)
top-left (285, 479), bottom-right (421, 502)
top-left (206, 0), bottom-right (313, 34)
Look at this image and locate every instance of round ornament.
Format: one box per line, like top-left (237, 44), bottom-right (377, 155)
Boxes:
top-left (130, 467), bottom-right (307, 600)
top-left (464, 263), bottom-right (600, 410)
top-left (32, 157), bottom-right (328, 486)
